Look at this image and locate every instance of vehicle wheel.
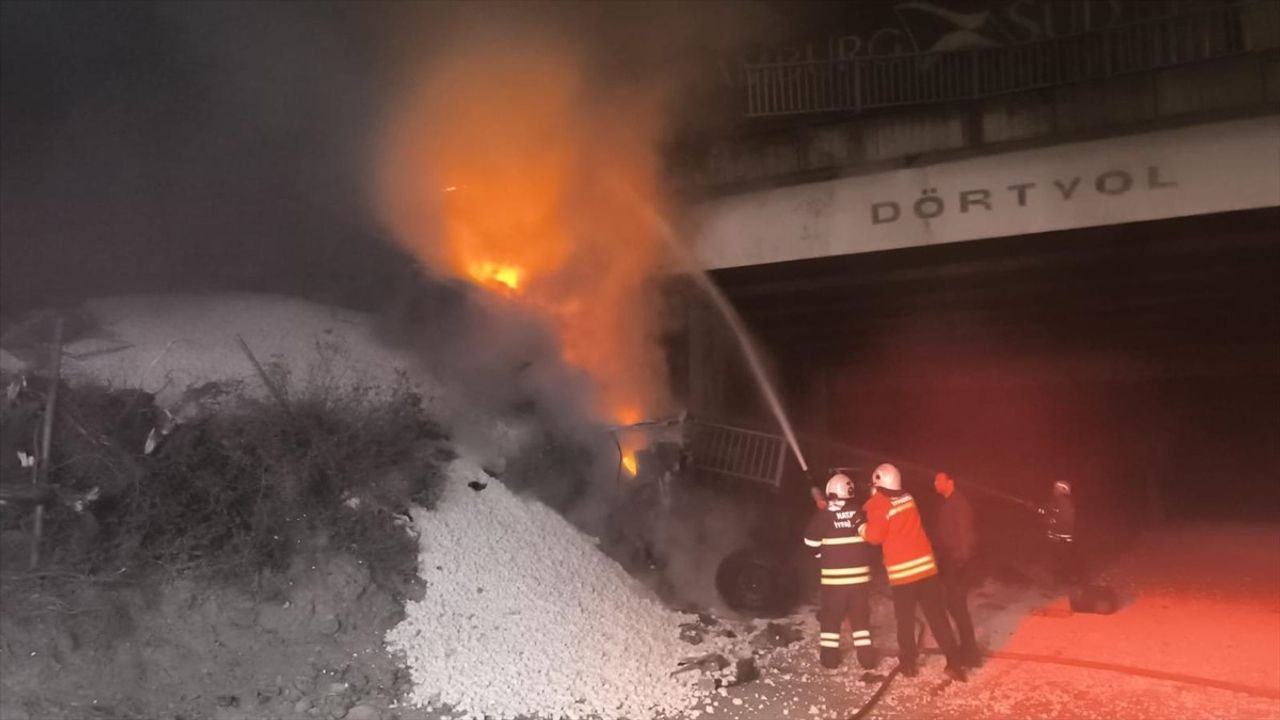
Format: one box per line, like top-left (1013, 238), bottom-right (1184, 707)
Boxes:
top-left (715, 546), bottom-right (801, 617)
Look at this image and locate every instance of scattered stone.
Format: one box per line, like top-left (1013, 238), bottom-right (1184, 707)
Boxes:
top-left (316, 615), bottom-right (342, 635)
top-left (752, 621), bottom-right (802, 650)
top-left (215, 695), bottom-right (239, 708)
top-left (679, 624), bottom-right (705, 645)
top-left (343, 705), bottom-right (381, 720)
top-left (318, 693), bottom-right (353, 718)
top-left (732, 657), bottom-right (760, 686)
top-left (326, 682), bottom-right (349, 695)
top-left (295, 699), bottom-right (313, 713)
top-left (679, 652), bottom-right (729, 673)
top-left (694, 677), bottom-right (717, 694)
top-left (257, 687), bottom-right (281, 704)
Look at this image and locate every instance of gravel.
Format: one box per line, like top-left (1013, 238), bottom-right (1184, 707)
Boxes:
top-left (387, 458), bottom-right (742, 719)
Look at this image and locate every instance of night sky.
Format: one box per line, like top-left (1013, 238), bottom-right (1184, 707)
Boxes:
top-left (0, 1), bottom-right (804, 315)
top-left (0, 2), bottom-right (414, 312)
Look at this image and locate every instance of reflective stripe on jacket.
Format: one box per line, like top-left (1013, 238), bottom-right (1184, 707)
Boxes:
top-left (804, 503), bottom-right (876, 587)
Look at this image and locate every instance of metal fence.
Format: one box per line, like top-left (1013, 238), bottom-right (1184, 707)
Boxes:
top-left (744, 2), bottom-right (1258, 118)
top-left (685, 419), bottom-right (789, 489)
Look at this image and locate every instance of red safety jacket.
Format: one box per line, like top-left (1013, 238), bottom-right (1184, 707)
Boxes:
top-left (862, 489), bottom-right (938, 586)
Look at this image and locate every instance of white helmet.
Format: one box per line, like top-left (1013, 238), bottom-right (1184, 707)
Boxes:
top-left (825, 473), bottom-right (854, 500)
top-left (872, 463), bottom-right (902, 491)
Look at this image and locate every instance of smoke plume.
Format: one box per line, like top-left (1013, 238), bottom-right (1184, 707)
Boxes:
top-left (375, 26), bottom-right (676, 429)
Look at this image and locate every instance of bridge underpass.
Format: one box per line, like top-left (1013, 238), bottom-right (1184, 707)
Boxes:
top-left (676, 206), bottom-right (1280, 532)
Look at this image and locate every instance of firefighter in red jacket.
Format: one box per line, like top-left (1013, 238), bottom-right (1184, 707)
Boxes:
top-left (804, 473), bottom-right (877, 670)
top-left (859, 463), bottom-right (967, 681)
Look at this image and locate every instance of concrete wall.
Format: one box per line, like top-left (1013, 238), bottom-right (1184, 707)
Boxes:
top-left (692, 115), bottom-right (1280, 270)
top-left (675, 50), bottom-right (1280, 196)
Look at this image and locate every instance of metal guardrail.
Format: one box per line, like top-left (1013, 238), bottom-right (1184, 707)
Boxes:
top-left (744, 2), bottom-right (1260, 118)
top-left (685, 419), bottom-right (788, 488)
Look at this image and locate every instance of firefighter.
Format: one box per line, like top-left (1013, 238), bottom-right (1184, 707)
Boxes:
top-left (803, 473), bottom-right (877, 670)
top-left (1039, 480), bottom-right (1079, 585)
top-left (933, 471), bottom-right (981, 668)
top-left (859, 463), bottom-right (967, 681)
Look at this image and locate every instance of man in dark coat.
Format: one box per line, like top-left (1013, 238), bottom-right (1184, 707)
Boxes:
top-left (933, 472), bottom-right (981, 667)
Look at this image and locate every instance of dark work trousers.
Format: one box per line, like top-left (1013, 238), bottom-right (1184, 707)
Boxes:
top-left (940, 559), bottom-right (979, 659)
top-left (817, 584), bottom-right (874, 668)
top-left (891, 575), bottom-right (961, 669)
top-left (1049, 537), bottom-right (1082, 587)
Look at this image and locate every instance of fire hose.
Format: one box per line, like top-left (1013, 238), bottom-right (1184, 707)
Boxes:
top-left (846, 644), bottom-right (1280, 720)
top-left (846, 621), bottom-right (927, 720)
top-left (919, 647), bottom-right (1280, 701)
top-left (826, 458), bottom-right (1045, 514)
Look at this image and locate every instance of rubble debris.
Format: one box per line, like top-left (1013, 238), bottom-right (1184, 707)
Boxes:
top-left (679, 622), bottom-right (707, 645)
top-left (674, 652), bottom-right (731, 676)
top-left (732, 657), bottom-right (761, 686)
top-left (751, 621), bottom-right (803, 650)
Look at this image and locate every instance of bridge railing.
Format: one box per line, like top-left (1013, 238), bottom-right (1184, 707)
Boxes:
top-left (744, 2), bottom-right (1261, 118)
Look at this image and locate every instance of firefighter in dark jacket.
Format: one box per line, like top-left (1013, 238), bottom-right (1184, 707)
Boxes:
top-left (860, 463), bottom-right (967, 681)
top-left (804, 473), bottom-right (877, 670)
top-left (1039, 480), bottom-right (1079, 585)
top-left (933, 472), bottom-right (982, 667)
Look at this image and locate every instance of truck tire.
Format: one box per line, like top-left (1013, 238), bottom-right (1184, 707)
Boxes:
top-left (715, 547), bottom-right (801, 617)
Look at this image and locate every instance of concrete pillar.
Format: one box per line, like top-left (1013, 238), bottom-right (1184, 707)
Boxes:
top-left (686, 295), bottom-right (727, 417)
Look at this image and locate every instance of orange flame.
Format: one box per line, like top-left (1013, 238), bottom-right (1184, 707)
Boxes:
top-left (467, 261), bottom-right (522, 291)
top-left (377, 32), bottom-right (673, 427)
top-left (621, 453), bottom-right (638, 477)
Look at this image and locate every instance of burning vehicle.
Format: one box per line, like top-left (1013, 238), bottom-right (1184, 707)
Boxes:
top-left (603, 414), bottom-right (884, 618)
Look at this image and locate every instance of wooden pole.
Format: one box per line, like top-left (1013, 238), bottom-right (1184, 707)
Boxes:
top-left (31, 317), bottom-right (64, 570)
top-left (235, 334), bottom-right (292, 417)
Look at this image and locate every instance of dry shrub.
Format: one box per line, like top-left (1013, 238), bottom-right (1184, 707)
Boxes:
top-left (0, 373), bottom-right (452, 603)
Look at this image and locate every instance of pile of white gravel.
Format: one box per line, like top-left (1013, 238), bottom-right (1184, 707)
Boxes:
top-left (49, 294), bottom-right (436, 404)
top-left (387, 458), bottom-right (739, 720)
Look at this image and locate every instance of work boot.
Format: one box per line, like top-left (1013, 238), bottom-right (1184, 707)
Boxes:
top-left (897, 661), bottom-right (918, 678)
top-left (855, 646), bottom-right (878, 670)
top-left (962, 646), bottom-right (984, 669)
top-left (944, 664), bottom-right (968, 682)
top-left (819, 648), bottom-right (842, 670)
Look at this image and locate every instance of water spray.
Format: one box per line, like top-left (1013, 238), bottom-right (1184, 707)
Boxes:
top-left (621, 185), bottom-right (809, 474)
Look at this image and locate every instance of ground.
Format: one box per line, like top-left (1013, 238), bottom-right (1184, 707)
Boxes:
top-left (11, 521), bottom-right (1268, 720)
top-left (3, 296), bottom-right (1277, 720)
top-left (695, 523), bottom-right (1280, 720)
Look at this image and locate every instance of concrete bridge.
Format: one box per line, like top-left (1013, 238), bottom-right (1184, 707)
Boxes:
top-left (669, 2), bottom-right (1280, 519)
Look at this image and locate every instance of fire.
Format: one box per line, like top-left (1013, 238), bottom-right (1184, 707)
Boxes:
top-left (468, 261), bottom-right (522, 291)
top-left (621, 453), bottom-right (638, 477)
top-left (377, 32), bottom-right (673, 428)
